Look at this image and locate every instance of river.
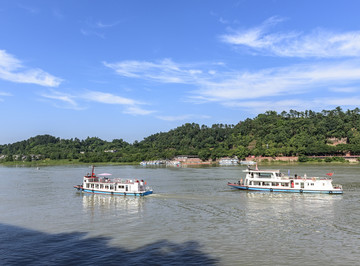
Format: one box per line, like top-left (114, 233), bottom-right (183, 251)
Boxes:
top-left (0, 164), bottom-right (359, 265)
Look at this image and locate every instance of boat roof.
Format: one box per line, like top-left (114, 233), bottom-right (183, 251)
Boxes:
top-left (243, 168), bottom-right (280, 173)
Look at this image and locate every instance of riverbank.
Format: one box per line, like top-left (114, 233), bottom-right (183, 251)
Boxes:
top-left (0, 158), bottom-right (358, 167)
top-left (0, 159), bottom-right (139, 167)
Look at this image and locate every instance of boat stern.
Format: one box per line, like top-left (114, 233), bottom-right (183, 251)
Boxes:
top-left (227, 182), bottom-right (248, 190)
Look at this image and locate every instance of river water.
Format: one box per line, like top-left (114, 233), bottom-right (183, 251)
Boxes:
top-left (0, 164), bottom-right (359, 265)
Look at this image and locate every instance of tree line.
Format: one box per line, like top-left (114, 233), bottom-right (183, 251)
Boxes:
top-left (1, 107), bottom-right (360, 163)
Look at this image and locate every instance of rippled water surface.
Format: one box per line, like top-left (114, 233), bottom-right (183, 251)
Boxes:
top-left (1, 164), bottom-right (360, 265)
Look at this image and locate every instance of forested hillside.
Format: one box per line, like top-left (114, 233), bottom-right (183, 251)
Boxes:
top-left (1, 107), bottom-right (360, 163)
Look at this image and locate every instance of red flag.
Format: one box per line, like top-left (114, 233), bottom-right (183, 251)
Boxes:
top-left (326, 173), bottom-right (333, 176)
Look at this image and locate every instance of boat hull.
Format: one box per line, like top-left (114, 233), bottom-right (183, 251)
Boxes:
top-left (74, 185), bottom-right (153, 196)
top-left (227, 183), bottom-right (343, 194)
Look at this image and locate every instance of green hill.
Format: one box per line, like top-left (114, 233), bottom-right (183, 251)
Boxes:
top-left (1, 107), bottom-right (360, 163)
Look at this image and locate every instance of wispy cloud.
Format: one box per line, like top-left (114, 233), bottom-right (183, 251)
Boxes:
top-left (80, 29), bottom-right (105, 39)
top-left (0, 91), bottom-right (12, 102)
top-left (105, 57), bottom-right (360, 103)
top-left (40, 90), bottom-right (81, 110)
top-left (223, 96), bottom-right (360, 114)
top-left (52, 8), bottom-right (64, 20)
top-left (104, 59), bottom-right (209, 84)
top-left (96, 20), bottom-right (120, 28)
top-left (329, 87), bottom-right (358, 93)
top-left (40, 89), bottom-right (155, 115)
top-left (18, 4), bottom-right (40, 14)
top-left (82, 91), bottom-right (155, 115)
top-left (0, 50), bottom-right (62, 87)
top-left (80, 19), bottom-right (120, 38)
top-left (0, 92), bottom-right (12, 97)
top-left (223, 99), bottom-right (309, 113)
top-left (220, 16), bottom-right (360, 58)
top-left (82, 91), bottom-right (138, 105)
top-left (193, 60), bottom-right (360, 102)
top-left (123, 106), bottom-right (155, 116)
top-left (315, 96), bottom-right (360, 106)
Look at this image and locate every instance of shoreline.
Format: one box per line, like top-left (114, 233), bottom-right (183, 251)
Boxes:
top-left (0, 159), bottom-right (358, 167)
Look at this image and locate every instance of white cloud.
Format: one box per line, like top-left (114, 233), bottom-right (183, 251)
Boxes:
top-left (82, 91), bottom-right (155, 115)
top-left (223, 99), bottom-right (311, 113)
top-left (82, 91), bottom-right (138, 105)
top-left (80, 29), bottom-right (105, 39)
top-left (104, 56), bottom-right (360, 108)
top-left (0, 91), bottom-right (12, 97)
top-left (0, 50), bottom-right (62, 87)
top-left (104, 58), bottom-right (206, 84)
top-left (193, 60), bottom-right (360, 102)
top-left (18, 4), bottom-right (40, 14)
top-left (220, 17), bottom-right (360, 58)
top-left (0, 91), bottom-right (12, 102)
top-left (96, 21), bottom-right (120, 28)
top-left (314, 96), bottom-right (360, 106)
top-left (40, 90), bottom-right (81, 110)
top-left (123, 106), bottom-right (155, 116)
top-left (329, 87), bottom-right (358, 93)
top-left (41, 89), bottom-right (155, 115)
top-left (222, 96), bottom-right (360, 114)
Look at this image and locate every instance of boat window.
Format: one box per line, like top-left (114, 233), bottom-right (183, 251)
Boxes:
top-left (105, 185), bottom-right (109, 189)
top-left (118, 185), bottom-right (124, 189)
top-left (295, 183), bottom-right (299, 185)
top-left (100, 184), bottom-right (103, 189)
top-left (86, 184), bottom-right (89, 188)
top-left (258, 173), bottom-right (272, 178)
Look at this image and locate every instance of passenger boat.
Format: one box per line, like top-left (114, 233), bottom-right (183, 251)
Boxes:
top-left (228, 167), bottom-right (343, 194)
top-left (74, 166), bottom-right (153, 196)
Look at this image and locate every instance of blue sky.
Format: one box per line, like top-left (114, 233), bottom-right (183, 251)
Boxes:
top-left (1, 0), bottom-right (360, 144)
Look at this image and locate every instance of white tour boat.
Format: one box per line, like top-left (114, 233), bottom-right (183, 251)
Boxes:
top-left (228, 167), bottom-right (343, 194)
top-left (74, 166), bottom-right (153, 196)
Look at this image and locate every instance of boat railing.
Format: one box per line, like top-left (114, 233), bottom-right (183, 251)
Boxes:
top-left (97, 178), bottom-right (142, 184)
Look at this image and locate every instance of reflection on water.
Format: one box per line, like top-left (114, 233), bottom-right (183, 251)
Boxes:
top-left (80, 193), bottom-right (144, 215)
top-left (243, 191), bottom-right (340, 231)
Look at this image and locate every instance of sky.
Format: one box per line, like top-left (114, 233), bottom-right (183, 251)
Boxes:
top-left (1, 0), bottom-right (360, 144)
